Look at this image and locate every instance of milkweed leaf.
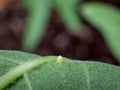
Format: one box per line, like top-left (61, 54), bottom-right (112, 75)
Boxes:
top-left (0, 50), bottom-right (120, 90)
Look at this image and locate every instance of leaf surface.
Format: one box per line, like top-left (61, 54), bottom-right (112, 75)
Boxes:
top-left (0, 50), bottom-right (120, 90)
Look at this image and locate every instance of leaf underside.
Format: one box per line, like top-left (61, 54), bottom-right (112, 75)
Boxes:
top-left (0, 50), bottom-right (120, 90)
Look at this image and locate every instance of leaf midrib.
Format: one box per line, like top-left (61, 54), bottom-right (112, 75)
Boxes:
top-left (0, 58), bottom-right (35, 90)
top-left (0, 56), bottom-right (56, 89)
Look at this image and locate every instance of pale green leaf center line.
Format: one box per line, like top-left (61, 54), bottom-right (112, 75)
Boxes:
top-left (24, 73), bottom-right (33, 90)
top-left (0, 56), bottom-right (56, 89)
top-left (81, 63), bottom-right (91, 90)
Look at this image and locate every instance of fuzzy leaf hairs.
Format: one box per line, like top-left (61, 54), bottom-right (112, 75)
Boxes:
top-left (0, 50), bottom-right (120, 90)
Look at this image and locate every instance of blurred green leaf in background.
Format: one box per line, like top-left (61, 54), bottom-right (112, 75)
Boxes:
top-left (22, 0), bottom-right (52, 51)
top-left (21, 0), bottom-right (82, 52)
top-left (21, 0), bottom-right (120, 63)
top-left (81, 2), bottom-right (120, 62)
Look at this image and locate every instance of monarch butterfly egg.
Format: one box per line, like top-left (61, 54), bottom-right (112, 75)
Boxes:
top-left (57, 55), bottom-right (63, 64)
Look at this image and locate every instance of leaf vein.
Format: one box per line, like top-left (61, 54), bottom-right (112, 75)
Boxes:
top-left (81, 63), bottom-right (91, 90)
top-left (24, 73), bottom-right (33, 90)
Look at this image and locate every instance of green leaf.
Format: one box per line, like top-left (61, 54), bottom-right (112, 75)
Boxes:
top-left (22, 0), bottom-right (52, 51)
top-left (0, 50), bottom-right (120, 90)
top-left (54, 0), bottom-right (82, 35)
top-left (21, 0), bottom-right (39, 9)
top-left (81, 2), bottom-right (120, 62)
top-left (21, 0), bottom-right (83, 51)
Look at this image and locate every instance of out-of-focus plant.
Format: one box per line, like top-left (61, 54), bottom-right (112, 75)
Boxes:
top-left (81, 2), bottom-right (120, 62)
top-left (21, 0), bottom-right (120, 63)
top-left (21, 0), bottom-right (82, 51)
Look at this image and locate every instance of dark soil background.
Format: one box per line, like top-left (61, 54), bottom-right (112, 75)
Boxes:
top-left (0, 0), bottom-right (119, 65)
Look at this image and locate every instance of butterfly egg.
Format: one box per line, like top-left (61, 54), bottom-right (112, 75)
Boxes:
top-left (57, 55), bottom-right (63, 64)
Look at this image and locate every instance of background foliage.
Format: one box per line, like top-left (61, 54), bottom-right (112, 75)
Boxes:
top-left (21, 0), bottom-right (120, 63)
